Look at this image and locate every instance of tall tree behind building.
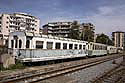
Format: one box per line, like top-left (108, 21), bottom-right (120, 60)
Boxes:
top-left (69, 21), bottom-right (80, 39)
top-left (96, 33), bottom-right (113, 45)
top-left (80, 23), bottom-right (95, 42)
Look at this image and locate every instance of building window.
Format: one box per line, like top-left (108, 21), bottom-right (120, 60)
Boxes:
top-left (6, 26), bottom-right (8, 28)
top-left (10, 16), bottom-right (12, 19)
top-left (11, 40), bottom-right (14, 48)
top-left (5, 40), bottom-right (8, 46)
top-left (26, 40), bottom-right (30, 48)
top-left (19, 39), bottom-right (22, 48)
top-left (15, 39), bottom-right (18, 48)
top-left (47, 42), bottom-right (53, 49)
top-left (74, 44), bottom-right (78, 49)
top-left (36, 41), bottom-right (43, 49)
top-left (55, 42), bottom-right (61, 49)
top-left (6, 21), bottom-right (9, 24)
top-left (69, 44), bottom-right (73, 49)
top-left (63, 43), bottom-right (67, 49)
top-left (79, 45), bottom-right (82, 49)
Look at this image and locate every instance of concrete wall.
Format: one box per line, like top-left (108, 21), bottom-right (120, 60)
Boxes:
top-left (0, 54), bottom-right (15, 68)
top-left (0, 39), bottom-right (4, 46)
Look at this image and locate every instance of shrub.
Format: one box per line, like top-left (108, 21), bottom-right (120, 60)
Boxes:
top-left (0, 64), bottom-right (5, 71)
top-left (8, 61), bottom-right (25, 70)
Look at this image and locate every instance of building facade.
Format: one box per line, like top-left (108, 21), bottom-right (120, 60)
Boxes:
top-left (42, 22), bottom-right (72, 38)
top-left (112, 31), bottom-right (125, 49)
top-left (0, 13), bottom-right (40, 45)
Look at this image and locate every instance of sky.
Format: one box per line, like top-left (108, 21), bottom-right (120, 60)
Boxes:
top-left (0, 0), bottom-right (125, 36)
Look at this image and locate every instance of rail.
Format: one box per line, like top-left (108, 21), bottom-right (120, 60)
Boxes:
top-left (0, 55), bottom-right (123, 83)
top-left (92, 64), bottom-right (125, 83)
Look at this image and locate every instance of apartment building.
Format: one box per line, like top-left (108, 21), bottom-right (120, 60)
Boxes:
top-left (43, 22), bottom-right (72, 37)
top-left (0, 13), bottom-right (40, 45)
top-left (112, 31), bottom-right (125, 49)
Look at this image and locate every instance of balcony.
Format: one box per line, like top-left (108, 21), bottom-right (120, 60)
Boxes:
top-left (48, 31), bottom-right (53, 33)
top-left (53, 31), bottom-right (70, 34)
top-left (53, 27), bottom-right (70, 30)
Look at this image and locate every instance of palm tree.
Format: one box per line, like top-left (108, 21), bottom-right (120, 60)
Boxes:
top-left (69, 21), bottom-right (80, 40)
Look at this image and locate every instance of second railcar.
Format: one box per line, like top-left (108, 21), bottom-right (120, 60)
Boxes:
top-left (88, 42), bottom-right (107, 56)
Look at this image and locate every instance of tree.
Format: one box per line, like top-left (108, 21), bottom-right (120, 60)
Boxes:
top-left (80, 31), bottom-right (84, 40)
top-left (69, 21), bottom-right (80, 39)
top-left (81, 23), bottom-right (95, 42)
top-left (83, 29), bottom-right (94, 42)
top-left (96, 33), bottom-right (113, 45)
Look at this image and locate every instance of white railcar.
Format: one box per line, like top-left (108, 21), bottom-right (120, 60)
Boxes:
top-left (8, 31), bottom-right (88, 62)
top-left (107, 46), bottom-right (117, 54)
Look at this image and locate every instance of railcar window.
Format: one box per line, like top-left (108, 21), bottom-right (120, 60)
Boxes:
top-left (99, 46), bottom-right (101, 50)
top-left (79, 45), bottom-right (82, 49)
top-left (97, 45), bottom-right (98, 50)
top-left (93, 45), bottom-right (95, 50)
top-left (105, 46), bottom-right (107, 50)
top-left (74, 44), bottom-right (78, 49)
top-left (103, 46), bottom-right (105, 50)
top-left (15, 39), bottom-right (18, 48)
top-left (11, 40), bottom-right (14, 48)
top-left (102, 46), bottom-right (105, 50)
top-left (26, 40), bottom-right (30, 48)
top-left (69, 44), bottom-right (73, 49)
top-left (102, 46), bottom-right (103, 50)
top-left (47, 42), bottom-right (53, 49)
top-left (100, 46), bottom-right (102, 50)
top-left (36, 41), bottom-right (43, 49)
top-left (102, 46), bottom-right (104, 50)
top-left (104, 46), bottom-right (106, 50)
top-left (19, 39), bottom-right (22, 48)
top-left (98, 46), bottom-right (100, 50)
top-left (83, 45), bottom-right (86, 50)
top-left (63, 43), bottom-right (67, 49)
top-left (56, 43), bottom-right (61, 49)
top-left (95, 45), bottom-right (97, 50)
top-left (98, 45), bottom-right (100, 50)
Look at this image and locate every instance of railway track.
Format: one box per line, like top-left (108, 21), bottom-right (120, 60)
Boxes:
top-left (0, 55), bottom-right (123, 83)
top-left (92, 60), bottom-right (125, 83)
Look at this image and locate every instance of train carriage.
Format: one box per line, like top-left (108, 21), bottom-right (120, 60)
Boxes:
top-left (88, 42), bottom-right (107, 56)
top-left (8, 31), bottom-right (120, 63)
top-left (8, 31), bottom-right (88, 62)
top-left (107, 46), bottom-right (117, 54)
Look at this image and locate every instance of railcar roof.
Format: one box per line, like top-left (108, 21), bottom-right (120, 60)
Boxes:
top-left (89, 42), bottom-right (107, 46)
top-left (9, 31), bottom-right (88, 43)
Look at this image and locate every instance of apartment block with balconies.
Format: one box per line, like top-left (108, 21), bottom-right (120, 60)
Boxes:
top-left (0, 13), bottom-right (40, 45)
top-left (43, 22), bottom-right (72, 38)
top-left (112, 31), bottom-right (125, 49)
